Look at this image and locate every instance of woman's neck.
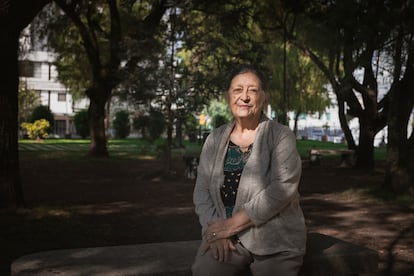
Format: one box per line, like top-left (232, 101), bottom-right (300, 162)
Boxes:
top-left (230, 115), bottom-right (261, 149)
top-left (233, 114), bottom-right (261, 132)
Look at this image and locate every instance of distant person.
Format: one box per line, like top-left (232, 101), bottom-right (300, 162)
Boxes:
top-left (192, 65), bottom-right (307, 275)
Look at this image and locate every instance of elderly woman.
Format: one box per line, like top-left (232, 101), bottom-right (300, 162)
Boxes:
top-left (192, 65), bottom-right (307, 276)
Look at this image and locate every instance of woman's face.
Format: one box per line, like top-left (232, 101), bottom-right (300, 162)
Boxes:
top-left (227, 72), bottom-right (266, 120)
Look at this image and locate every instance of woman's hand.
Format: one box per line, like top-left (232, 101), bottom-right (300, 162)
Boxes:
top-left (201, 238), bottom-right (236, 262)
top-left (204, 209), bottom-right (253, 243)
top-left (204, 219), bottom-right (234, 242)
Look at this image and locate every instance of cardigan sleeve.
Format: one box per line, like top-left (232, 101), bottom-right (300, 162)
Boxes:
top-left (193, 133), bottom-right (221, 236)
top-left (243, 126), bottom-right (302, 226)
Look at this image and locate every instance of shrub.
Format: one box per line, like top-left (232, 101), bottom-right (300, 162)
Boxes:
top-left (212, 114), bottom-right (229, 128)
top-left (21, 119), bottom-right (50, 139)
top-left (30, 105), bottom-right (54, 133)
top-left (148, 109), bottom-right (165, 140)
top-left (74, 109), bottom-right (89, 138)
top-left (183, 113), bottom-right (199, 141)
top-left (113, 110), bottom-right (131, 138)
top-left (133, 109), bottom-right (166, 140)
top-left (133, 115), bottom-right (149, 139)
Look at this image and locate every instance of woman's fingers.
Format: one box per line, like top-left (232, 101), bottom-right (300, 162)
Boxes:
top-left (208, 239), bottom-right (236, 262)
top-left (217, 243), bottom-right (224, 262)
top-left (210, 244), bottom-right (218, 260)
top-left (229, 240), bottom-right (237, 251)
top-left (222, 241), bottom-right (229, 262)
top-left (202, 238), bottom-right (239, 262)
top-left (200, 241), bottom-right (210, 255)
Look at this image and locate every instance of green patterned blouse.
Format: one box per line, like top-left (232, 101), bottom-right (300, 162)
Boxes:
top-left (221, 140), bottom-right (253, 218)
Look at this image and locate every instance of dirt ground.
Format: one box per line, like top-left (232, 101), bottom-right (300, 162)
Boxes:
top-left (1, 156), bottom-right (414, 275)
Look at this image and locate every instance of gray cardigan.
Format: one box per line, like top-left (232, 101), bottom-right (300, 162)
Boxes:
top-left (193, 116), bottom-right (307, 256)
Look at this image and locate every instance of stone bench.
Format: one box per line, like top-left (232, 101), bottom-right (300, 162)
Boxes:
top-left (309, 148), bottom-right (355, 167)
top-left (11, 233), bottom-right (378, 276)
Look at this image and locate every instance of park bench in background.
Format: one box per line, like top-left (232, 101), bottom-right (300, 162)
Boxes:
top-left (309, 148), bottom-right (355, 167)
top-left (12, 232), bottom-right (378, 276)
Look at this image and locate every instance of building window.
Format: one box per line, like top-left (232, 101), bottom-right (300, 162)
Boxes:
top-left (33, 62), bottom-right (42, 78)
top-left (58, 92), bottom-right (66, 102)
top-left (19, 60), bottom-right (34, 77)
top-left (19, 60), bottom-right (42, 78)
top-left (54, 120), bottom-right (66, 137)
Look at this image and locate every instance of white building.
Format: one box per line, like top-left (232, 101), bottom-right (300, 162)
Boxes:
top-left (19, 26), bottom-right (89, 138)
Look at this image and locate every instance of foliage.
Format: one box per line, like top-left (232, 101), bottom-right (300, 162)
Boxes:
top-left (116, 2), bottom-right (167, 106)
top-left (133, 109), bottom-right (166, 140)
top-left (35, 0), bottom-right (169, 157)
top-left (178, 0), bottom-right (266, 100)
top-left (183, 113), bottom-right (199, 138)
top-left (277, 0), bottom-right (414, 187)
top-left (40, 1), bottom-right (170, 105)
top-left (21, 119), bottom-right (50, 139)
top-left (30, 105), bottom-right (54, 133)
top-left (112, 110), bottom-right (131, 139)
top-left (212, 114), bottom-right (229, 128)
top-left (33, 3), bottom-right (89, 101)
top-left (265, 43), bottom-right (330, 119)
top-left (205, 99), bottom-right (232, 129)
top-left (251, 0), bottom-right (413, 170)
top-left (147, 109), bottom-right (166, 140)
top-left (133, 115), bottom-right (149, 139)
top-left (18, 81), bottom-right (40, 123)
top-left (74, 110), bottom-right (89, 138)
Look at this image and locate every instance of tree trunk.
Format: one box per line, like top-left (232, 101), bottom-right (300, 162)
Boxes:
top-left (0, 26), bottom-right (24, 208)
top-left (355, 87), bottom-right (378, 169)
top-left (336, 90), bottom-right (356, 150)
top-left (87, 88), bottom-right (111, 157)
top-left (166, 123), bottom-right (173, 172)
top-left (175, 117), bottom-right (184, 147)
top-left (0, 0), bottom-right (50, 208)
top-left (385, 80), bottom-right (414, 194)
top-left (356, 117), bottom-right (376, 169)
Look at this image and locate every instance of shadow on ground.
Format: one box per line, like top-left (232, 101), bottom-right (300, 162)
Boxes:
top-left (1, 157), bottom-right (413, 275)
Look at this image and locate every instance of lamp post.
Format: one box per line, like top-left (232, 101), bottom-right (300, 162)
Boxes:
top-left (198, 113), bottom-right (205, 144)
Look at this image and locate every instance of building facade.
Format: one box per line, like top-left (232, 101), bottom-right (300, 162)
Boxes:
top-left (19, 26), bottom-right (89, 138)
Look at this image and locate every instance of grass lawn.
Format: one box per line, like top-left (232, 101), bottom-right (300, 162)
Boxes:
top-left (19, 137), bottom-right (387, 161)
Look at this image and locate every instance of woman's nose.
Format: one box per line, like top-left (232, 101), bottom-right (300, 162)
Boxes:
top-left (241, 90), bottom-right (250, 101)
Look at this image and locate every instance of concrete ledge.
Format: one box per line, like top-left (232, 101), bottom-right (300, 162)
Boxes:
top-left (11, 233), bottom-right (378, 276)
top-left (12, 240), bottom-right (200, 276)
